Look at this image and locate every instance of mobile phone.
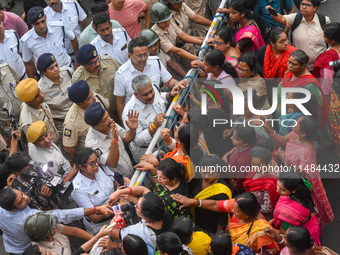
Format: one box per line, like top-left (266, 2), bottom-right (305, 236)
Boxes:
top-left (268, 7), bottom-right (278, 16)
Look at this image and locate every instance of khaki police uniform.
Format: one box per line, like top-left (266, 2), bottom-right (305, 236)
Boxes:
top-left (72, 55), bottom-right (121, 115)
top-left (44, 0), bottom-right (87, 54)
top-left (122, 87), bottom-right (166, 162)
top-left (0, 63), bottom-right (22, 138)
top-left (157, 49), bottom-right (171, 68)
top-left (171, 3), bottom-right (195, 35)
top-left (62, 94), bottom-right (109, 150)
top-left (21, 21), bottom-right (75, 67)
top-left (184, 0), bottom-right (209, 37)
top-left (85, 125), bottom-right (134, 178)
top-left (91, 28), bottom-right (131, 65)
top-left (0, 30), bottom-right (26, 79)
top-left (114, 56), bottom-right (172, 104)
top-left (38, 66), bottom-right (74, 134)
top-left (19, 102), bottom-right (59, 145)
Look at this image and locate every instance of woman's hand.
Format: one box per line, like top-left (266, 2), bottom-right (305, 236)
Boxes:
top-left (276, 148), bottom-right (286, 164)
top-left (217, 7), bottom-right (229, 14)
top-left (109, 190), bottom-right (123, 205)
top-left (98, 237), bottom-right (120, 253)
top-left (264, 227), bottom-right (281, 242)
top-left (223, 128), bottom-right (234, 139)
top-left (172, 103), bottom-right (185, 116)
top-left (123, 177), bottom-right (130, 187)
top-left (172, 194), bottom-right (196, 210)
top-left (222, 152), bottom-right (230, 165)
top-left (141, 153), bottom-right (159, 167)
top-left (134, 161), bottom-right (156, 172)
top-left (191, 60), bottom-right (203, 68)
top-left (96, 225), bottom-right (111, 238)
top-left (161, 128), bottom-right (172, 145)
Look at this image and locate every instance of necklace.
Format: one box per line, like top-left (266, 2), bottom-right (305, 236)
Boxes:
top-left (238, 19), bottom-right (250, 30)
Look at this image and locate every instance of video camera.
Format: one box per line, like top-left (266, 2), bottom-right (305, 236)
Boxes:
top-left (2, 99), bottom-right (17, 137)
top-left (16, 161), bottom-right (73, 208)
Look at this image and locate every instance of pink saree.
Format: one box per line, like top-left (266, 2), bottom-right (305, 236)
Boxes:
top-left (285, 132), bottom-right (334, 226)
top-left (274, 196), bottom-right (320, 246)
top-left (234, 25), bottom-right (265, 51)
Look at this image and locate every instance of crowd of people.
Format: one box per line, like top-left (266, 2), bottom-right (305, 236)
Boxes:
top-left (0, 0), bottom-right (338, 254)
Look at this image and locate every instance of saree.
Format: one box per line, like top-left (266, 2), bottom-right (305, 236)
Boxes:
top-left (278, 112), bottom-right (303, 136)
top-left (163, 144), bottom-right (195, 182)
top-left (243, 176), bottom-right (279, 209)
top-left (234, 25), bottom-right (265, 51)
top-left (229, 218), bottom-right (280, 252)
top-left (329, 89), bottom-right (340, 145)
top-left (273, 196), bottom-right (320, 246)
top-left (313, 49), bottom-right (340, 79)
top-left (278, 73), bottom-right (330, 126)
top-left (285, 132), bottom-right (334, 225)
top-left (263, 44), bottom-right (297, 80)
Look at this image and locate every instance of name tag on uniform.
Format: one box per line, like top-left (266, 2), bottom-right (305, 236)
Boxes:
top-left (49, 91), bottom-right (61, 99)
top-left (92, 190), bottom-right (99, 196)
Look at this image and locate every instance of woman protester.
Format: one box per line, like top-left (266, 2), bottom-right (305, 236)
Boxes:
top-left (190, 154), bottom-right (232, 234)
top-left (226, 0), bottom-right (265, 53)
top-left (173, 192), bottom-right (279, 253)
top-left (157, 232), bottom-right (193, 255)
top-left (257, 27), bottom-right (297, 81)
top-left (274, 172), bottom-right (320, 245)
top-left (313, 22), bottom-right (340, 105)
top-left (263, 117), bottom-right (334, 228)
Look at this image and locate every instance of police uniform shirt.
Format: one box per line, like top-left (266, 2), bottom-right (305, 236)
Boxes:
top-left (72, 55), bottom-right (121, 113)
top-left (71, 165), bottom-right (115, 234)
top-left (152, 22), bottom-right (183, 54)
top-left (44, 0), bottom-right (87, 53)
top-left (79, 20), bottom-right (123, 47)
top-left (122, 88), bottom-right (166, 149)
top-left (0, 30), bottom-right (26, 78)
top-left (0, 63), bottom-right (22, 123)
top-left (85, 126), bottom-right (134, 178)
top-left (21, 22), bottom-right (75, 67)
top-left (157, 49), bottom-right (171, 68)
top-left (38, 67), bottom-right (74, 119)
top-left (35, 224), bottom-right (72, 255)
top-left (171, 2), bottom-right (195, 34)
top-left (62, 94), bottom-right (110, 149)
top-left (91, 28), bottom-right (131, 65)
top-left (114, 56), bottom-right (172, 104)
top-left (19, 102), bottom-right (60, 145)
top-left (28, 141), bottom-right (72, 176)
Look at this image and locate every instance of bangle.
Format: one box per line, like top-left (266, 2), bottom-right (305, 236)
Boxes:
top-left (111, 139), bottom-right (118, 144)
top-left (150, 124), bottom-right (156, 132)
top-left (128, 187), bottom-right (132, 195)
top-left (195, 199), bottom-right (199, 207)
top-left (269, 130), bottom-right (276, 137)
top-left (150, 172), bottom-right (158, 177)
top-left (278, 234), bottom-right (285, 244)
top-left (165, 139), bottom-right (173, 146)
top-left (93, 206), bottom-right (97, 214)
top-left (173, 81), bottom-right (178, 87)
top-left (198, 199), bottom-right (202, 207)
top-left (151, 122), bottom-right (157, 130)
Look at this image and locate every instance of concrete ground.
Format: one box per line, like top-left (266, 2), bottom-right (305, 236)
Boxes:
top-left (1, 0), bottom-right (340, 254)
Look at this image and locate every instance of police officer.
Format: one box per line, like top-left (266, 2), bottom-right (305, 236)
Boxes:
top-left (114, 37), bottom-right (186, 120)
top-left (139, 28), bottom-right (186, 77)
top-left (16, 78), bottom-right (59, 145)
top-left (183, 0), bottom-right (209, 37)
top-left (26, 121), bottom-right (76, 185)
top-left (160, 0), bottom-right (211, 36)
top-left (91, 13), bottom-right (131, 65)
top-left (21, 6), bottom-right (79, 78)
top-left (37, 53), bottom-right (73, 135)
top-left (150, 3), bottom-right (201, 62)
top-left (72, 44), bottom-right (121, 119)
top-left (0, 63), bottom-right (22, 138)
top-left (63, 80), bottom-right (110, 160)
top-left (0, 24), bottom-right (27, 80)
top-left (84, 102), bottom-right (138, 178)
top-left (44, 0), bottom-right (88, 54)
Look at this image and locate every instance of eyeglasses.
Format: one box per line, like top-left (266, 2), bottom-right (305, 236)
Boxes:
top-left (236, 66), bottom-right (250, 74)
top-left (84, 157), bottom-right (100, 167)
top-left (301, 2), bottom-right (313, 7)
top-left (132, 52), bottom-right (149, 60)
top-left (212, 40), bottom-right (225, 46)
top-left (277, 37), bottom-right (289, 45)
top-left (88, 57), bottom-right (100, 67)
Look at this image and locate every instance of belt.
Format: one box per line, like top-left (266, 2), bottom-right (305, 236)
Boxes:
top-left (53, 118), bottom-right (64, 122)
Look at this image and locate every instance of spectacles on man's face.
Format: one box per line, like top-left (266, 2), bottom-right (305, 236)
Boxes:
top-left (301, 2), bottom-right (313, 7)
top-left (84, 157), bottom-right (100, 167)
top-left (132, 52), bottom-right (149, 60)
top-left (212, 40), bottom-right (225, 47)
top-left (88, 57), bottom-right (100, 67)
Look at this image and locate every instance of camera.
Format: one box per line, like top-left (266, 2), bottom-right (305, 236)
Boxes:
top-left (2, 99), bottom-right (17, 136)
top-left (329, 60), bottom-right (340, 71)
top-left (15, 161), bottom-right (73, 208)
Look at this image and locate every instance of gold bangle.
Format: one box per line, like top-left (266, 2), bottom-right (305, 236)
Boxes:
top-left (151, 122), bottom-right (157, 130)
